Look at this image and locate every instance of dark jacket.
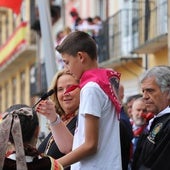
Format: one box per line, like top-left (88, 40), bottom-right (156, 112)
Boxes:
top-left (132, 113), bottom-right (170, 170)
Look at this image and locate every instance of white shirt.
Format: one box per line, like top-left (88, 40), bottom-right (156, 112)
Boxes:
top-left (71, 82), bottom-right (122, 170)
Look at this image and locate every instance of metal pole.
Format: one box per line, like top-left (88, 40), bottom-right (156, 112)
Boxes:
top-left (37, 0), bottom-right (58, 88)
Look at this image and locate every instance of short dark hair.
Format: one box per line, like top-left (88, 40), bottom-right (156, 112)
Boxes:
top-left (126, 94), bottom-right (142, 104)
top-left (56, 31), bottom-right (97, 60)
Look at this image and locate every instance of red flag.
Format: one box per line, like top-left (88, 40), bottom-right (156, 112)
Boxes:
top-left (0, 0), bottom-right (22, 15)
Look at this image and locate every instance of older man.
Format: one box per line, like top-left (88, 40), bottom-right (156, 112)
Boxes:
top-left (132, 65), bottom-right (170, 170)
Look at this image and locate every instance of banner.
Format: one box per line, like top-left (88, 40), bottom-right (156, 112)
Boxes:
top-left (0, 22), bottom-right (27, 66)
top-left (0, 0), bottom-right (22, 15)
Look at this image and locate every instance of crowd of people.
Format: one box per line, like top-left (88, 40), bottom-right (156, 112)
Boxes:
top-left (69, 7), bottom-right (102, 37)
top-left (0, 31), bottom-right (170, 170)
top-left (54, 8), bottom-right (103, 70)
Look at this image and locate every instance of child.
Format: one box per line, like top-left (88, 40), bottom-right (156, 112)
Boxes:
top-left (37, 31), bottom-right (122, 169)
top-left (0, 104), bottom-right (63, 170)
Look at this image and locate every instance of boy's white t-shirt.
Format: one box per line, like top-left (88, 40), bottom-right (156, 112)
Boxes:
top-left (71, 82), bottom-right (122, 170)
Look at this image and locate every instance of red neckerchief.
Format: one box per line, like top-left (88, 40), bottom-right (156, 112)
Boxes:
top-left (79, 68), bottom-right (121, 118)
top-left (64, 85), bottom-right (80, 94)
top-left (141, 112), bottom-right (154, 122)
top-left (133, 125), bottom-right (146, 137)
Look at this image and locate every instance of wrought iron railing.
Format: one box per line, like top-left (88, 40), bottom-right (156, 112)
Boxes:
top-left (97, 1), bottom-right (167, 63)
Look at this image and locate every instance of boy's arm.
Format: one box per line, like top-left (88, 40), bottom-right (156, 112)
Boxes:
top-left (57, 114), bottom-right (99, 168)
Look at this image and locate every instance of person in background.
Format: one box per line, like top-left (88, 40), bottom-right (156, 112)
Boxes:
top-left (63, 27), bottom-right (72, 37)
top-left (131, 97), bottom-right (153, 154)
top-left (74, 17), bottom-right (84, 31)
top-left (119, 84), bottom-right (133, 134)
top-left (36, 31), bottom-right (122, 169)
top-left (55, 27), bottom-right (72, 71)
top-left (38, 69), bottom-right (80, 170)
top-left (0, 104), bottom-right (63, 170)
top-left (92, 16), bottom-right (103, 37)
top-left (56, 31), bottom-right (64, 45)
top-left (69, 7), bottom-right (80, 31)
top-left (118, 84), bottom-right (133, 170)
top-left (126, 94), bottom-right (143, 122)
top-left (132, 65), bottom-right (170, 170)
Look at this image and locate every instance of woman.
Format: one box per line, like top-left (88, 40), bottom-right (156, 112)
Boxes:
top-left (0, 104), bottom-right (63, 170)
top-left (38, 69), bottom-right (80, 167)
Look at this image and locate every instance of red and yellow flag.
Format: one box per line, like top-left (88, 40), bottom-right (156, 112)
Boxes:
top-left (0, 0), bottom-right (22, 15)
top-left (0, 22), bottom-right (27, 67)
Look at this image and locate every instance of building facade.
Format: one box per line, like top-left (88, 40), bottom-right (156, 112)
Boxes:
top-left (0, 0), bottom-right (37, 112)
top-left (0, 0), bottom-right (169, 112)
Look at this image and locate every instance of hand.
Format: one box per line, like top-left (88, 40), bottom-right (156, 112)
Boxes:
top-left (36, 99), bottom-right (57, 122)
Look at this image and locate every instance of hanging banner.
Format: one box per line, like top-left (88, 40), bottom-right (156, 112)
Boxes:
top-left (0, 22), bottom-right (27, 67)
top-left (0, 0), bottom-right (22, 15)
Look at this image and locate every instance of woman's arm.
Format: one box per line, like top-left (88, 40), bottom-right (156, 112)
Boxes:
top-left (36, 100), bottom-right (73, 154)
top-left (57, 114), bottom-right (99, 167)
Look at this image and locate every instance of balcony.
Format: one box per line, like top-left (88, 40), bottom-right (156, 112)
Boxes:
top-left (98, 1), bottom-right (168, 67)
top-left (0, 22), bottom-right (36, 71)
top-left (98, 9), bottom-right (142, 67)
top-left (131, 1), bottom-right (168, 54)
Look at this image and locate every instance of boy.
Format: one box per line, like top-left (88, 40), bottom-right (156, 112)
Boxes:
top-left (37, 31), bottom-right (122, 169)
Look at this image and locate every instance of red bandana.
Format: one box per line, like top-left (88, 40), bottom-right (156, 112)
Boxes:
top-left (79, 68), bottom-right (121, 117)
top-left (133, 125), bottom-right (146, 137)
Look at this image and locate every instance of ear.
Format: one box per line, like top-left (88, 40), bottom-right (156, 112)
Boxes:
top-left (77, 51), bottom-right (85, 63)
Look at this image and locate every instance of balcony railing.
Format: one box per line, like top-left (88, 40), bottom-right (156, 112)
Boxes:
top-left (0, 22), bottom-right (28, 67)
top-left (132, 1), bottom-right (168, 53)
top-left (98, 0), bottom-right (168, 63)
top-left (98, 9), bottom-right (141, 64)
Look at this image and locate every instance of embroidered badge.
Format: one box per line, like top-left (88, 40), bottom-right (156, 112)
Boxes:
top-left (147, 123), bottom-right (163, 144)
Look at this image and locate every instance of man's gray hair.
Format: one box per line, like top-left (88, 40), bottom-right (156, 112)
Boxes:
top-left (140, 65), bottom-right (170, 94)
